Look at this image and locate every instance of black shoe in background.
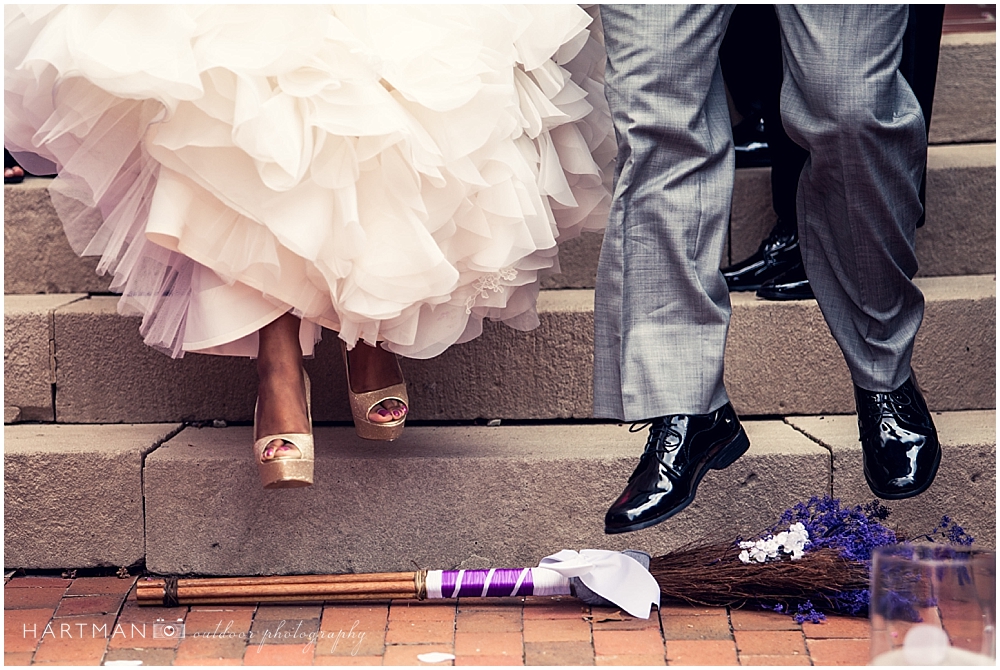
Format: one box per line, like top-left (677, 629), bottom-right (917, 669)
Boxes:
top-left (855, 376), bottom-right (941, 500)
top-left (732, 116), bottom-right (771, 169)
top-left (723, 227), bottom-right (801, 292)
top-left (755, 260), bottom-right (815, 301)
top-left (605, 403), bottom-right (750, 534)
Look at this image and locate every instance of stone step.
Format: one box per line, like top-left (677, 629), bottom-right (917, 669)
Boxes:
top-left (4, 413), bottom-right (994, 572)
top-left (4, 275), bottom-right (994, 424)
top-left (4, 423), bottom-right (181, 569)
top-left (6, 143), bottom-right (993, 296)
top-left (929, 32), bottom-right (996, 145)
top-left (544, 143), bottom-right (996, 288)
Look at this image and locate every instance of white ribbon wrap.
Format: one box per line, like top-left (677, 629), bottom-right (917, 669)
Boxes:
top-left (537, 549), bottom-right (660, 619)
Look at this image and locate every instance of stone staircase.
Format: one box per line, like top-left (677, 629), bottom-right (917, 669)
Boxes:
top-left (4, 33), bottom-right (995, 574)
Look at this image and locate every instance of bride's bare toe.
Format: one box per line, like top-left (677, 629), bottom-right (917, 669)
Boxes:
top-left (262, 439), bottom-right (302, 461)
top-left (368, 398), bottom-right (408, 424)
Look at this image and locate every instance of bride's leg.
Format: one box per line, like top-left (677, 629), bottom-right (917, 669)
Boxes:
top-left (345, 342), bottom-right (408, 424)
top-left (256, 312), bottom-right (310, 460)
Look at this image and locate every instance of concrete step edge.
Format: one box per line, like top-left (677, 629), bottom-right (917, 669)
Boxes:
top-left (4, 412), bottom-right (994, 571)
top-left (3, 274), bottom-right (995, 424)
top-left (4, 145), bottom-right (997, 295)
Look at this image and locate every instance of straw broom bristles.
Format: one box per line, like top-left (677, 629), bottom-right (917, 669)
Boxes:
top-left (649, 544), bottom-right (868, 609)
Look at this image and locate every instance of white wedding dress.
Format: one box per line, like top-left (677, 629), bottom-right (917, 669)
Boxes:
top-left (4, 5), bottom-right (613, 359)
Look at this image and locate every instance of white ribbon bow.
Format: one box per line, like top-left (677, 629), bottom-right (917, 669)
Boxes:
top-left (538, 549), bottom-right (660, 619)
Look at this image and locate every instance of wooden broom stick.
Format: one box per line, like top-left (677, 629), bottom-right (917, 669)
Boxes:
top-left (139, 572), bottom-right (417, 588)
top-left (137, 572), bottom-right (425, 606)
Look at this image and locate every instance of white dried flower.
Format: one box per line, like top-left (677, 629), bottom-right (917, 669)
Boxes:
top-left (783, 523), bottom-right (810, 557)
top-left (749, 540), bottom-right (770, 563)
top-left (739, 523), bottom-right (809, 563)
top-left (736, 522), bottom-right (811, 564)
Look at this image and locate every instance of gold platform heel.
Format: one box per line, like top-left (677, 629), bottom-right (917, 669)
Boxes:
top-left (341, 341), bottom-right (408, 441)
top-left (253, 371), bottom-right (314, 488)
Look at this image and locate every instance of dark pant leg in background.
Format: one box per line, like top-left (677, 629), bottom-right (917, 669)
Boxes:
top-left (720, 5), bottom-right (806, 236)
top-left (721, 5), bottom-right (944, 235)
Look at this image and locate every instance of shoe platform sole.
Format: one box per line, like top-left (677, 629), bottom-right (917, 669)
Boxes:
top-left (864, 444), bottom-right (942, 501)
top-left (259, 458), bottom-right (314, 489)
top-left (604, 428), bottom-right (751, 534)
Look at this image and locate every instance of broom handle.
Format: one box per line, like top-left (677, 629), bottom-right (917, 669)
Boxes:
top-left (136, 566), bottom-right (574, 606)
top-left (136, 573), bottom-right (423, 606)
top-left (136, 568), bottom-right (584, 606)
top-left (141, 572), bottom-right (416, 588)
top-left (138, 593), bottom-right (419, 605)
top-left (139, 581), bottom-right (415, 598)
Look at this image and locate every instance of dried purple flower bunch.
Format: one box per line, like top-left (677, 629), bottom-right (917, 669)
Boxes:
top-left (647, 496), bottom-right (974, 623)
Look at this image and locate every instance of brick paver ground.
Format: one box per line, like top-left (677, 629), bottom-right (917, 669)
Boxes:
top-left (4, 574), bottom-right (874, 666)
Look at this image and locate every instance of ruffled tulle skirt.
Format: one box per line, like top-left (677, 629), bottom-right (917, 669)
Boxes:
top-left (4, 4), bottom-right (613, 358)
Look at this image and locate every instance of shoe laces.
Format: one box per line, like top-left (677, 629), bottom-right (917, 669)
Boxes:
top-left (761, 228), bottom-right (796, 256)
top-left (630, 418), bottom-right (684, 479)
top-left (859, 390), bottom-right (914, 440)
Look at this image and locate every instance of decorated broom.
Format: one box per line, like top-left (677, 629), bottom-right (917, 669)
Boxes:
top-left (138, 549), bottom-right (661, 618)
top-left (137, 497), bottom-right (973, 622)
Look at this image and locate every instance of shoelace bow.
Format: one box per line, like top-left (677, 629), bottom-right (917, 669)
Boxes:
top-left (629, 419), bottom-right (684, 479)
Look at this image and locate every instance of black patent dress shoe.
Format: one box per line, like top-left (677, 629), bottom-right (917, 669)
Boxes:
top-left (722, 228), bottom-right (801, 292)
top-left (605, 403), bottom-right (750, 534)
top-left (755, 261), bottom-right (815, 301)
top-left (855, 376), bottom-right (941, 500)
top-left (733, 116), bottom-right (771, 169)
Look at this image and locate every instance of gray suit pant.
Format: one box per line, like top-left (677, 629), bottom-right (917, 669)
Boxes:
top-left (594, 4), bottom-right (927, 421)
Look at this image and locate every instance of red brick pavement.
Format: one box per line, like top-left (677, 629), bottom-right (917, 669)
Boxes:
top-left (2, 576), bottom-right (881, 665)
